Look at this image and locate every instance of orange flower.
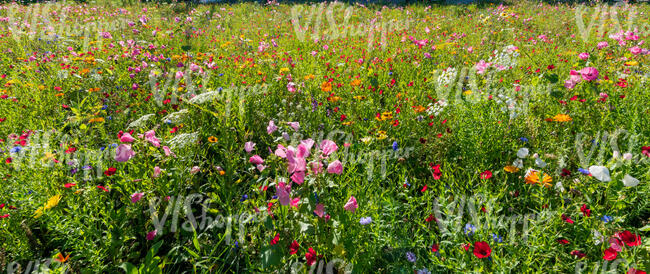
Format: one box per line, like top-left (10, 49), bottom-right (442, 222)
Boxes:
top-left (321, 81), bottom-right (332, 92)
top-left (504, 165), bottom-right (519, 173)
top-left (552, 114), bottom-right (572, 122)
top-left (350, 79), bottom-right (361, 87)
top-left (525, 169), bottom-right (553, 187)
top-left (55, 253), bottom-right (70, 263)
top-left (412, 105), bottom-right (426, 113)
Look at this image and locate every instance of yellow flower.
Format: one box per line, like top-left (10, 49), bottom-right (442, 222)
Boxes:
top-left (327, 96), bottom-right (341, 103)
top-left (208, 136), bottom-right (218, 143)
top-left (504, 165), bottom-right (519, 173)
top-left (624, 61), bottom-right (638, 66)
top-left (552, 114), bottom-right (572, 122)
top-left (413, 105), bottom-right (426, 113)
top-left (463, 90), bottom-right (473, 95)
top-left (353, 95), bottom-right (366, 100)
top-left (279, 67), bottom-right (290, 74)
top-left (35, 195), bottom-right (62, 218)
top-left (376, 112), bottom-right (393, 121)
top-left (304, 74), bottom-right (315, 80)
top-left (376, 130), bottom-right (388, 140)
top-left (342, 121), bottom-right (353, 126)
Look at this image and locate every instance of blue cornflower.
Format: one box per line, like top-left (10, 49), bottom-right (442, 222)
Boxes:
top-left (464, 223), bottom-right (477, 236)
top-left (218, 73), bottom-right (224, 77)
top-left (601, 215), bottom-right (614, 223)
top-left (388, 72), bottom-right (393, 76)
top-left (578, 168), bottom-right (590, 175)
top-left (272, 195), bottom-right (278, 199)
top-left (314, 192), bottom-right (319, 203)
top-left (110, 144), bottom-right (118, 148)
top-left (360, 217), bottom-right (372, 225)
top-left (405, 251), bottom-right (416, 263)
top-left (240, 194), bottom-right (248, 202)
top-left (10, 147), bottom-right (21, 153)
top-left (392, 141), bottom-right (398, 151)
top-left (101, 105), bottom-right (108, 110)
top-left (519, 137), bottom-right (529, 142)
top-left (492, 233), bottom-right (503, 243)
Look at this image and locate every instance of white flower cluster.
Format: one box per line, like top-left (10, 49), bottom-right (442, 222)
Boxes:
top-left (493, 93), bottom-right (524, 119)
top-left (188, 89), bottom-right (220, 104)
top-left (488, 45), bottom-right (519, 71)
top-left (162, 109), bottom-right (189, 124)
top-left (436, 67), bottom-right (457, 87)
top-left (426, 99), bottom-right (448, 116)
top-left (167, 132), bottom-right (199, 149)
top-left (128, 113), bottom-right (155, 129)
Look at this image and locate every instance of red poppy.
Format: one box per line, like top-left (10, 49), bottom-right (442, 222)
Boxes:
top-left (603, 247), bottom-right (617, 261)
top-left (270, 233), bottom-right (279, 245)
top-left (289, 240), bottom-right (299, 255)
top-left (561, 168), bottom-right (571, 177)
top-left (580, 204), bottom-right (591, 217)
top-left (557, 239), bottom-right (570, 245)
top-left (104, 167), bottom-right (117, 176)
top-left (64, 183), bottom-right (76, 188)
top-left (421, 185), bottom-right (428, 192)
top-left (430, 164), bottom-right (442, 180)
top-left (97, 186), bottom-right (109, 192)
top-left (628, 268), bottom-right (647, 274)
top-left (431, 244), bottom-right (439, 253)
top-left (0, 203), bottom-right (4, 209)
top-left (479, 170), bottom-right (493, 180)
top-left (0, 214), bottom-right (9, 219)
top-left (642, 147), bottom-right (650, 158)
top-left (305, 247), bottom-right (317, 266)
top-left (617, 231), bottom-right (642, 247)
top-left (571, 250), bottom-right (586, 258)
top-left (473, 241), bottom-right (491, 258)
top-left (462, 243), bottom-right (471, 252)
top-left (5, 158), bottom-right (12, 164)
top-left (425, 214), bottom-right (436, 223)
top-left (562, 214), bottom-right (574, 224)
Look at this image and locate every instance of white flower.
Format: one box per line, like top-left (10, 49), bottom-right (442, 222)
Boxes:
top-left (535, 157), bottom-right (547, 168)
top-left (517, 148), bottom-right (529, 158)
top-left (513, 159), bottom-right (523, 169)
top-left (623, 153), bottom-right (633, 160)
top-left (128, 113), bottom-right (155, 129)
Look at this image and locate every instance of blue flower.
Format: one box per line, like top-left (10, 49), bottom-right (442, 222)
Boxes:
top-left (519, 137), bottom-right (529, 142)
top-left (492, 233), bottom-right (503, 243)
top-left (405, 251), bottom-right (416, 263)
top-left (392, 141), bottom-right (398, 151)
top-left (240, 194), bottom-right (248, 202)
top-left (101, 105), bottom-right (108, 110)
top-left (578, 168), bottom-right (590, 175)
top-left (10, 147), bottom-right (21, 153)
top-left (464, 223), bottom-right (476, 236)
top-left (314, 192), bottom-right (319, 203)
top-left (601, 215), bottom-right (614, 223)
top-left (360, 217), bottom-right (372, 225)
top-left (218, 73), bottom-right (224, 77)
top-left (388, 72), bottom-right (393, 76)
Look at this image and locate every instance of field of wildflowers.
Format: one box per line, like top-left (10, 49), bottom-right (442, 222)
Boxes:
top-left (0, 0), bottom-right (649, 273)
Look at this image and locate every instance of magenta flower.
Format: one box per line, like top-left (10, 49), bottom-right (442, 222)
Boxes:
top-left (131, 192), bottom-right (144, 203)
top-left (276, 182), bottom-right (292, 206)
top-left (578, 52), bottom-right (589, 60)
top-left (153, 166), bottom-right (162, 178)
top-left (267, 120), bottom-right (278, 134)
top-left (327, 160), bottom-right (343, 174)
top-left (287, 122), bottom-right (300, 131)
top-left (320, 140), bottom-right (338, 157)
top-left (162, 146), bottom-right (176, 157)
top-left (146, 230), bottom-right (157, 240)
top-left (244, 142), bottom-right (256, 153)
top-left (343, 196), bottom-right (358, 213)
top-left (580, 67), bottom-right (599, 81)
top-left (249, 155), bottom-right (264, 165)
top-left (310, 161), bottom-right (323, 175)
top-left (597, 41), bottom-right (609, 49)
top-left (144, 130), bottom-right (161, 147)
top-left (287, 82), bottom-right (296, 93)
top-left (474, 60), bottom-right (491, 74)
top-left (314, 203), bottom-right (325, 217)
top-left (629, 46), bottom-right (642, 55)
top-left (120, 132), bottom-right (135, 143)
top-left (114, 144), bottom-right (135, 162)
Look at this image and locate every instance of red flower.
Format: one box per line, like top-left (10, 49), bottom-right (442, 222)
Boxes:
top-left (561, 168), bottom-right (571, 177)
top-left (462, 243), bottom-right (471, 252)
top-left (628, 268), bottom-right (647, 274)
top-left (642, 147), bottom-right (650, 158)
top-left (557, 239), bottom-right (570, 245)
top-left (571, 250), bottom-right (586, 258)
top-left (270, 233), bottom-right (279, 245)
top-left (305, 247), bottom-right (317, 266)
top-left (97, 186), bottom-right (109, 192)
top-left (562, 214), bottom-right (574, 224)
top-left (64, 183), bottom-right (76, 188)
top-left (5, 158), bottom-right (11, 164)
top-left (0, 203), bottom-right (4, 209)
top-left (104, 167), bottom-right (117, 176)
top-left (289, 240), bottom-right (299, 255)
top-left (617, 231), bottom-right (642, 247)
top-left (421, 185), bottom-right (428, 192)
top-left (0, 214), bottom-right (9, 219)
top-left (603, 247), bottom-right (618, 261)
top-left (580, 204), bottom-right (591, 217)
top-left (472, 241), bottom-right (491, 258)
top-left (425, 214), bottom-right (436, 223)
top-left (431, 244), bottom-right (439, 253)
top-left (431, 164), bottom-right (442, 180)
top-left (479, 170), bottom-right (493, 180)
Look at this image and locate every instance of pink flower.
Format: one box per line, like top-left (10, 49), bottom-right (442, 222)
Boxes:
top-left (565, 70), bottom-right (582, 89)
top-left (343, 196), bottom-right (358, 213)
top-left (153, 166), bottom-right (162, 178)
top-left (244, 142), bottom-right (256, 153)
top-left (597, 41), bottom-right (609, 49)
top-left (256, 164), bottom-right (266, 172)
top-left (120, 132), bottom-right (135, 143)
top-left (267, 120), bottom-right (278, 134)
top-left (287, 82), bottom-right (296, 93)
top-left (475, 60), bottom-right (491, 74)
top-left (310, 161), bottom-right (323, 175)
top-left (287, 122), bottom-right (300, 131)
top-left (190, 166), bottom-right (200, 174)
top-left (276, 182), bottom-right (292, 206)
top-left (314, 203), bottom-right (325, 217)
top-left (578, 52), bottom-right (589, 60)
top-left (630, 46), bottom-right (642, 55)
top-left (144, 130), bottom-right (161, 147)
top-left (320, 140), bottom-right (338, 157)
top-left (301, 139), bottom-right (315, 151)
top-left (114, 144), bottom-right (135, 162)
top-left (146, 230), bottom-right (157, 240)
top-left (131, 192), bottom-right (144, 203)
top-left (327, 160), bottom-right (343, 174)
top-left (275, 144), bottom-right (287, 158)
top-left (249, 155), bottom-right (264, 165)
top-left (290, 198), bottom-right (300, 208)
top-left (162, 146), bottom-right (176, 157)
top-left (580, 67), bottom-right (599, 81)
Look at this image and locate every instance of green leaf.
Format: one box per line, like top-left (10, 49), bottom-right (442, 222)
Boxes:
top-left (119, 262), bottom-right (139, 274)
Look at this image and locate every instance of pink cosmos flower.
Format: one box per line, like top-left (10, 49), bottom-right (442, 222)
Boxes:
top-left (320, 140), bottom-right (338, 157)
top-left (114, 144), bottom-right (135, 162)
top-left (314, 203), bottom-right (325, 217)
top-left (249, 155), bottom-right (264, 165)
top-left (131, 192), bottom-right (144, 203)
top-left (580, 67), bottom-right (599, 81)
top-left (287, 122), bottom-right (300, 131)
top-left (153, 166), bottom-right (162, 178)
top-left (144, 130), bottom-right (161, 147)
top-left (630, 46), bottom-right (642, 55)
top-left (275, 144), bottom-right (287, 158)
top-left (287, 82), bottom-right (296, 93)
top-left (291, 198), bottom-right (300, 208)
top-left (120, 132), bottom-right (135, 143)
top-left (475, 60), bottom-right (491, 74)
top-left (276, 182), bottom-right (292, 206)
top-left (343, 196), bottom-right (358, 213)
top-left (310, 161), bottom-right (323, 175)
top-left (244, 142), bottom-right (256, 153)
top-left (267, 120), bottom-right (278, 134)
top-left (190, 166), bottom-right (200, 174)
top-left (162, 146), bottom-right (175, 157)
top-left (327, 160), bottom-right (343, 174)
top-left (597, 41), bottom-right (609, 49)
top-left (578, 52), bottom-right (589, 60)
